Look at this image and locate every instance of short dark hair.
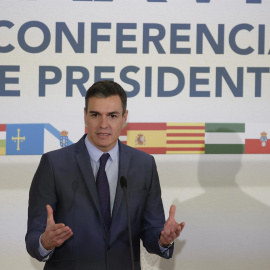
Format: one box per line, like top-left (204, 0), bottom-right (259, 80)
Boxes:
top-left (85, 80), bottom-right (127, 115)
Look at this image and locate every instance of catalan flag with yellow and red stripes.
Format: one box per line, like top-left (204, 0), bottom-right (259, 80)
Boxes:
top-left (166, 123), bottom-right (205, 154)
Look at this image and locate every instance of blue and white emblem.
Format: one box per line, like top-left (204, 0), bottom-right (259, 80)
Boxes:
top-left (60, 130), bottom-right (69, 148)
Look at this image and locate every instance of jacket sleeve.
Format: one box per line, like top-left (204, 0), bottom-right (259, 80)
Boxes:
top-left (140, 156), bottom-right (174, 259)
top-left (25, 154), bottom-right (57, 261)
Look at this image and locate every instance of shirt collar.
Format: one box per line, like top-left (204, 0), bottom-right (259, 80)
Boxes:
top-left (84, 136), bottom-right (119, 163)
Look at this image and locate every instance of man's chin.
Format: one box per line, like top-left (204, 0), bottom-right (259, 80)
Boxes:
top-left (95, 140), bottom-right (116, 152)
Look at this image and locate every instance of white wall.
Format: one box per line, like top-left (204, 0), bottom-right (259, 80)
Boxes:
top-left (1, 154), bottom-right (270, 270)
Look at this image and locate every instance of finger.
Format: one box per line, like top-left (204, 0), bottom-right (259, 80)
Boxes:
top-left (168, 205), bottom-right (176, 220)
top-left (46, 226), bottom-right (72, 242)
top-left (180, 222), bottom-right (185, 230)
top-left (49, 224), bottom-right (70, 236)
top-left (168, 227), bottom-right (179, 238)
top-left (57, 229), bottom-right (73, 244)
top-left (46, 204), bottom-right (55, 225)
top-left (42, 226), bottom-right (72, 250)
top-left (51, 227), bottom-right (73, 241)
top-left (163, 224), bottom-right (181, 238)
top-left (54, 231), bottom-right (73, 247)
top-left (162, 227), bottom-right (175, 238)
top-left (161, 221), bottom-right (185, 245)
top-left (173, 222), bottom-right (185, 236)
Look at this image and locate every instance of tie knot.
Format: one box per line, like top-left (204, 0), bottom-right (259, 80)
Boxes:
top-left (99, 153), bottom-right (110, 167)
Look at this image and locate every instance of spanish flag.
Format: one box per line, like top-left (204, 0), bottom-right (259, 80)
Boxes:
top-left (127, 123), bottom-right (167, 154)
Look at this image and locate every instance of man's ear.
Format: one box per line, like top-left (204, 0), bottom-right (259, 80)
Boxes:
top-left (122, 110), bottom-right (128, 127)
top-left (84, 108), bottom-right (87, 125)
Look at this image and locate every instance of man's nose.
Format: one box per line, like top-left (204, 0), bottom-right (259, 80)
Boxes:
top-left (99, 116), bottom-right (108, 128)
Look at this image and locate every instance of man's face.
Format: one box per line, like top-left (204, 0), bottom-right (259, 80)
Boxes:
top-left (84, 95), bottom-right (128, 152)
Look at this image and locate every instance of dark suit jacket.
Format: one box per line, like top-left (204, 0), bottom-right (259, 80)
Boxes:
top-left (26, 135), bottom-right (173, 270)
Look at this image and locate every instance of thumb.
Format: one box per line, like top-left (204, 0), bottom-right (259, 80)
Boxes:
top-left (46, 204), bottom-right (55, 225)
top-left (169, 204), bottom-right (176, 220)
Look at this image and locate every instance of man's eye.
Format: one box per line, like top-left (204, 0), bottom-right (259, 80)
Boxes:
top-left (91, 113), bottom-right (98, 117)
top-left (110, 115), bottom-right (117, 119)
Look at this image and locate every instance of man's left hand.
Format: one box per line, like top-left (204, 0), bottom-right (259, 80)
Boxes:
top-left (159, 204), bottom-right (185, 246)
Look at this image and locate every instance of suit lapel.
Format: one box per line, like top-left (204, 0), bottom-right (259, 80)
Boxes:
top-left (112, 141), bottom-right (131, 221)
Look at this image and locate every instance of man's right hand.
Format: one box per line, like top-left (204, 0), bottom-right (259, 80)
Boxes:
top-left (41, 205), bottom-right (73, 251)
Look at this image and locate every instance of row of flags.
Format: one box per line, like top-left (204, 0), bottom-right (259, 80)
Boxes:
top-left (0, 122), bottom-right (269, 155)
top-left (119, 122), bottom-right (269, 154)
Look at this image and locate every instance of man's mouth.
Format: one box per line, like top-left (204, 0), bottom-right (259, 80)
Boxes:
top-left (97, 133), bottom-right (110, 136)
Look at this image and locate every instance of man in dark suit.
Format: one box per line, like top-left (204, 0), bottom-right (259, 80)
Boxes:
top-left (26, 80), bottom-right (185, 270)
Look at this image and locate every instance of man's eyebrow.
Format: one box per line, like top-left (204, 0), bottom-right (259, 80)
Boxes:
top-left (88, 110), bottom-right (99, 114)
top-left (108, 111), bottom-right (120, 115)
top-left (88, 110), bottom-right (121, 114)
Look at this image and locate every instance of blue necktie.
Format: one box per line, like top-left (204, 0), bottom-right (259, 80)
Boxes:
top-left (96, 153), bottom-right (111, 231)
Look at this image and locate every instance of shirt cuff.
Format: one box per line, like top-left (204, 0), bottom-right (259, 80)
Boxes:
top-left (158, 238), bottom-right (174, 258)
top-left (38, 234), bottom-right (54, 261)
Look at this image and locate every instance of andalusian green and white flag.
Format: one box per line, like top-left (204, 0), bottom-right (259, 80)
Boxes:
top-left (205, 123), bottom-right (245, 154)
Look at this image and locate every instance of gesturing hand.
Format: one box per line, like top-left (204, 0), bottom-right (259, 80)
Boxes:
top-left (159, 205), bottom-right (185, 246)
top-left (41, 205), bottom-right (73, 251)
